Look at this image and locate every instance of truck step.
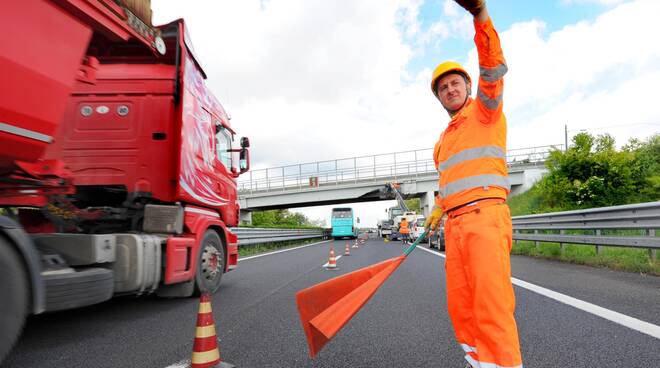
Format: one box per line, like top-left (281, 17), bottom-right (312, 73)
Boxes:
top-left (43, 268), bottom-right (114, 312)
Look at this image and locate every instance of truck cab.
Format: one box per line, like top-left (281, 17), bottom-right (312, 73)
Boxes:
top-left (0, 1), bottom-right (250, 362)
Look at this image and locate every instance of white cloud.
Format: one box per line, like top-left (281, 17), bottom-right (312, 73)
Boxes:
top-left (153, 0), bottom-right (659, 226)
top-left (442, 0), bottom-right (459, 17)
top-left (462, 0), bottom-right (660, 148)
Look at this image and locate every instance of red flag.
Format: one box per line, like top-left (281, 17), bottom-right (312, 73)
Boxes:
top-left (295, 255), bottom-right (406, 357)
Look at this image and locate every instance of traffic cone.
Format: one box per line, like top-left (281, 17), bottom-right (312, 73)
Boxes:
top-left (344, 242), bottom-right (351, 256)
top-left (325, 246), bottom-right (339, 270)
top-left (191, 294), bottom-right (234, 368)
top-left (352, 240), bottom-right (358, 249)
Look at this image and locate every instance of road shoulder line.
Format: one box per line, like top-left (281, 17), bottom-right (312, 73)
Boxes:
top-left (415, 245), bottom-right (660, 340)
top-left (239, 239), bottom-right (332, 262)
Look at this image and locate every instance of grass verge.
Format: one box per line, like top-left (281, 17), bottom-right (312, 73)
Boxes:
top-left (238, 237), bottom-right (327, 257)
top-left (512, 240), bottom-right (660, 276)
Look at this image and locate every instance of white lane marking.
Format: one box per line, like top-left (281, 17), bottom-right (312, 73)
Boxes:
top-left (511, 278), bottom-right (660, 339)
top-left (239, 240), bottom-right (331, 261)
top-left (164, 359), bottom-right (189, 368)
top-left (322, 255), bottom-right (342, 268)
top-left (415, 245), bottom-right (660, 340)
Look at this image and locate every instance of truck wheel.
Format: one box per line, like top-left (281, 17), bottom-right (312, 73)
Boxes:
top-left (0, 239), bottom-right (29, 363)
top-left (43, 268), bottom-right (114, 312)
top-left (195, 230), bottom-right (225, 295)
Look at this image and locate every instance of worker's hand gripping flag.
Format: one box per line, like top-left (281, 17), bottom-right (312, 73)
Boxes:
top-left (295, 229), bottom-right (429, 357)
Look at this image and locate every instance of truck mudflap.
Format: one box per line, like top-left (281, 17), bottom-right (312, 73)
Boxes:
top-left (226, 229), bottom-right (238, 271)
top-left (164, 236), bottom-right (195, 284)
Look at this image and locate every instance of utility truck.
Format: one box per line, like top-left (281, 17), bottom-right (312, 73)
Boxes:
top-left (0, 0), bottom-right (250, 361)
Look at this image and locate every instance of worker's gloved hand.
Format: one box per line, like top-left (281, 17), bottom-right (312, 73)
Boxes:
top-left (453, 0), bottom-right (485, 16)
top-left (424, 206), bottom-right (443, 230)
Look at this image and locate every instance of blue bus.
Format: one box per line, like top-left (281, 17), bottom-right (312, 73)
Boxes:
top-left (331, 207), bottom-right (357, 239)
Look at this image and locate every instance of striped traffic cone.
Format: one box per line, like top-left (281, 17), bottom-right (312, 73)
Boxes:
top-left (344, 242), bottom-right (351, 256)
top-left (352, 240), bottom-right (358, 249)
top-left (191, 294), bottom-right (234, 368)
top-left (325, 246), bottom-right (338, 270)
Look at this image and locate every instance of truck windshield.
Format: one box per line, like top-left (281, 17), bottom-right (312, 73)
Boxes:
top-left (216, 125), bottom-right (232, 168)
top-left (332, 210), bottom-right (352, 218)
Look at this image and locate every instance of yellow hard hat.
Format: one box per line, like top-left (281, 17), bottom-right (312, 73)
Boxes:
top-left (431, 61), bottom-right (471, 96)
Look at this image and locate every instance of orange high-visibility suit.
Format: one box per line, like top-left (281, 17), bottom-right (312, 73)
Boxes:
top-left (433, 17), bottom-right (523, 368)
top-left (399, 219), bottom-right (410, 234)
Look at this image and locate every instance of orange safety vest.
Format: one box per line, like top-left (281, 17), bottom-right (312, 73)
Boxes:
top-left (433, 18), bottom-right (509, 212)
top-left (399, 220), bottom-right (410, 234)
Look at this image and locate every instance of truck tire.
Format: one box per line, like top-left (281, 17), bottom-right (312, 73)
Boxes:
top-left (43, 268), bottom-right (114, 312)
top-left (0, 239), bottom-right (29, 363)
top-left (195, 230), bottom-right (225, 295)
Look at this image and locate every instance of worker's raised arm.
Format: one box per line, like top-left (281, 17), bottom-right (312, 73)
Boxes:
top-left (454, 0), bottom-right (507, 123)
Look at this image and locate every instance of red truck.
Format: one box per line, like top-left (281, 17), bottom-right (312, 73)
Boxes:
top-left (0, 0), bottom-right (250, 361)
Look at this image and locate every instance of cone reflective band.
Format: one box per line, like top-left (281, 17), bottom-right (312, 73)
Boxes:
top-left (191, 294), bottom-right (221, 368)
top-left (325, 246), bottom-right (338, 270)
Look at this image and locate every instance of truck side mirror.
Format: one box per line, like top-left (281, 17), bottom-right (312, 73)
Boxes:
top-left (239, 148), bottom-right (250, 174)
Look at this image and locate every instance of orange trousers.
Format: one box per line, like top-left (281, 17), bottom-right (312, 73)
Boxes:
top-left (444, 201), bottom-right (523, 368)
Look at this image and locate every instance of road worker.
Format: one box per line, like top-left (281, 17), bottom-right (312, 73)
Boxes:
top-left (424, 1), bottom-right (523, 367)
top-left (399, 217), bottom-right (410, 244)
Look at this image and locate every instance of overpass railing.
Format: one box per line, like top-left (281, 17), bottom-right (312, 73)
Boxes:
top-left (232, 227), bottom-right (328, 246)
top-left (512, 201), bottom-right (660, 260)
top-left (239, 144), bottom-right (562, 194)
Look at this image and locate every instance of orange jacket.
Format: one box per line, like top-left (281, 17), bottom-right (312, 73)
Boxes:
top-left (433, 17), bottom-right (509, 212)
top-left (399, 219), bottom-right (410, 234)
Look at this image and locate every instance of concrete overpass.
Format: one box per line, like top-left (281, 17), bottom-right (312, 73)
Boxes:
top-left (238, 145), bottom-right (560, 222)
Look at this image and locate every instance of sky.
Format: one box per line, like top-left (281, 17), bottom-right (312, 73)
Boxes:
top-left (153, 0), bottom-right (660, 228)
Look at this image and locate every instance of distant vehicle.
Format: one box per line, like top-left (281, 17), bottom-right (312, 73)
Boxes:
top-left (377, 219), bottom-right (393, 238)
top-left (427, 220), bottom-right (446, 251)
top-left (331, 207), bottom-right (357, 239)
top-left (391, 211), bottom-right (418, 241)
top-left (411, 216), bottom-right (427, 241)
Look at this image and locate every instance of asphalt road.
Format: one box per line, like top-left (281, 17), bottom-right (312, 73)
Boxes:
top-left (3, 237), bottom-right (660, 368)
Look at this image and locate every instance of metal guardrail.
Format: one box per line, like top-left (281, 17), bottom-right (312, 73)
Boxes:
top-left (232, 227), bottom-right (327, 246)
top-left (238, 144), bottom-right (562, 194)
top-left (512, 201), bottom-right (660, 258)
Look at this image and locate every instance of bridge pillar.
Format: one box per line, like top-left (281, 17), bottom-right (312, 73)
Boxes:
top-left (421, 191), bottom-right (436, 217)
top-left (240, 209), bottom-right (253, 225)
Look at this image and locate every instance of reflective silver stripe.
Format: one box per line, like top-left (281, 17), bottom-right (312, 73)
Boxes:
top-left (0, 122), bottom-right (53, 143)
top-left (439, 145), bottom-right (506, 171)
top-left (480, 63), bottom-right (508, 82)
top-left (477, 88), bottom-right (503, 110)
top-left (439, 174), bottom-right (510, 197)
top-left (461, 343), bottom-right (477, 354)
top-left (466, 354), bottom-right (524, 368)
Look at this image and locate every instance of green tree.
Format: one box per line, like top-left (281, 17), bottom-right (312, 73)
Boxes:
top-left (404, 198), bottom-right (421, 213)
top-left (535, 132), bottom-right (658, 211)
top-left (251, 209), bottom-right (318, 228)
